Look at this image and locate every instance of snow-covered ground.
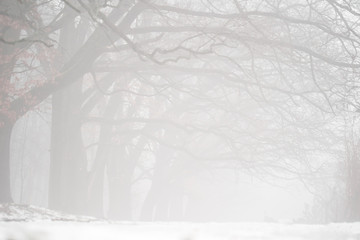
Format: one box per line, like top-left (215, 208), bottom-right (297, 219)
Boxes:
top-left (1, 204), bottom-right (360, 240)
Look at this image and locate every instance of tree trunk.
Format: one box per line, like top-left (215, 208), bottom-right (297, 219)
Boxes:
top-left (0, 124), bottom-right (13, 202)
top-left (49, 81), bottom-right (87, 214)
top-left (346, 157), bottom-right (360, 222)
top-left (86, 93), bottom-right (123, 217)
top-left (48, 6), bottom-right (89, 214)
top-left (107, 163), bottom-right (132, 220)
top-left (140, 144), bottom-right (175, 221)
top-left (107, 137), bottom-right (146, 220)
top-left (0, 0), bottom-right (21, 204)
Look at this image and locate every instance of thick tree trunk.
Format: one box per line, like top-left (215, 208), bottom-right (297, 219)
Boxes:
top-left (49, 81), bottom-right (87, 214)
top-left (0, 0), bottom-right (21, 204)
top-left (48, 5), bottom-right (89, 214)
top-left (0, 124), bottom-right (13, 203)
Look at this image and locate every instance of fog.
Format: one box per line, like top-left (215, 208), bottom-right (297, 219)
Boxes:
top-left (1, 0), bottom-right (360, 225)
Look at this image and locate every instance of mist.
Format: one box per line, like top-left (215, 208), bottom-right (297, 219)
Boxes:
top-left (1, 0), bottom-right (360, 231)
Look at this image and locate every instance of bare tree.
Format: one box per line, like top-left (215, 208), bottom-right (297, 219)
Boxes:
top-left (2, 0), bottom-right (360, 222)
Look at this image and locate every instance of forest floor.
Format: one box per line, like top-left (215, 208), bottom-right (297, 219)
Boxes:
top-left (0, 204), bottom-right (360, 240)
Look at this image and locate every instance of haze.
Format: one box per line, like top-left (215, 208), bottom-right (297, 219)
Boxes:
top-left (1, 0), bottom-right (360, 224)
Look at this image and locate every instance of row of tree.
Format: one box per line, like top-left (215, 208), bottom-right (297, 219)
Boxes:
top-left (1, 0), bottom-right (360, 222)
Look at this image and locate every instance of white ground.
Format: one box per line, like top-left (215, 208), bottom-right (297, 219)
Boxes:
top-left (2, 221), bottom-right (360, 240)
top-left (1, 204), bottom-right (360, 240)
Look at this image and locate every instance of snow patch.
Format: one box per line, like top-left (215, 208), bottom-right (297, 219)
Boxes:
top-left (0, 204), bottom-right (97, 222)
